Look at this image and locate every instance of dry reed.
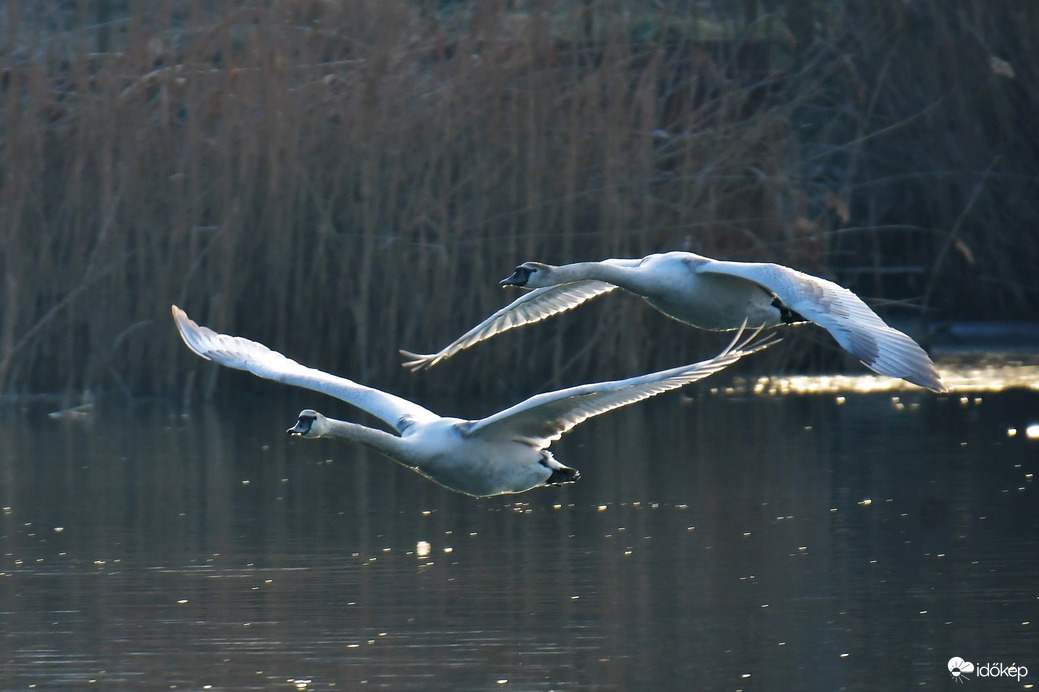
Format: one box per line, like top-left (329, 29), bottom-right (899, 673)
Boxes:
top-left (1, 1), bottom-right (1036, 398)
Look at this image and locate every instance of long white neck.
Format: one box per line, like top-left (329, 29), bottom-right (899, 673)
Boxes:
top-left (313, 418), bottom-right (415, 467)
top-left (544, 260), bottom-right (640, 289)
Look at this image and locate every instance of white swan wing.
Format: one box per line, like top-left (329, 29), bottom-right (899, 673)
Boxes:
top-left (400, 281), bottom-right (617, 370)
top-left (466, 326), bottom-right (779, 448)
top-left (698, 261), bottom-right (946, 392)
top-left (172, 306), bottom-right (438, 432)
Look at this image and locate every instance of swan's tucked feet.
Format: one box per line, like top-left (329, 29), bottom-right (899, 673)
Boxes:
top-left (544, 466), bottom-right (580, 487)
top-left (771, 296), bottom-right (807, 325)
top-left (538, 450), bottom-right (580, 486)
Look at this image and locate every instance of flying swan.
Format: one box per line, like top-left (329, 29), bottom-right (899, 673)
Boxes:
top-left (173, 305), bottom-right (777, 497)
top-left (400, 252), bottom-right (946, 392)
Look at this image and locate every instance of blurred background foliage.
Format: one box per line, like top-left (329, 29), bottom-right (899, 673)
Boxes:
top-left (1, 0), bottom-right (1036, 398)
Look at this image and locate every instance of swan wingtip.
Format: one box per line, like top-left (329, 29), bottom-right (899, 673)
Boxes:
top-left (399, 349), bottom-right (434, 371)
top-left (923, 374), bottom-right (949, 393)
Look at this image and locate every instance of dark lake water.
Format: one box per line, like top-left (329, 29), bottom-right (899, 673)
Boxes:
top-left (1, 361), bottom-right (1037, 690)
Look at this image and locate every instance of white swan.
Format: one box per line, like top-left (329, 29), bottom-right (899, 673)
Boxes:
top-left (173, 305), bottom-right (777, 497)
top-left (400, 251), bottom-right (947, 392)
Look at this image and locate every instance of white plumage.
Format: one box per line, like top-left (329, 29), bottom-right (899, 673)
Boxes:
top-left (400, 252), bottom-right (946, 392)
top-left (173, 306), bottom-right (778, 497)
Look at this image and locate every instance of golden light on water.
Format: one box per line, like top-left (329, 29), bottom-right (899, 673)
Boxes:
top-left (723, 356), bottom-right (1039, 396)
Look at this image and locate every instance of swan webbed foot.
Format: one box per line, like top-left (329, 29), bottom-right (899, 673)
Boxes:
top-left (545, 466), bottom-right (580, 487)
top-left (771, 296), bottom-right (807, 325)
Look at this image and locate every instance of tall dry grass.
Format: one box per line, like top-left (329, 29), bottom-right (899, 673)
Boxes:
top-left (1, 1), bottom-right (1036, 398)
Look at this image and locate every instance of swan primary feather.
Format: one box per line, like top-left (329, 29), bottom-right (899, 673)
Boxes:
top-left (400, 252), bottom-right (946, 392)
top-left (174, 305), bottom-right (778, 497)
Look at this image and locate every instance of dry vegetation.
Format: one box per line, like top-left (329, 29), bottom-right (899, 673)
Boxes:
top-left (1, 1), bottom-right (1036, 398)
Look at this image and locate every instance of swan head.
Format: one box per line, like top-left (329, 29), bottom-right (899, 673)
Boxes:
top-left (287, 409), bottom-right (325, 437)
top-left (500, 261), bottom-right (552, 288)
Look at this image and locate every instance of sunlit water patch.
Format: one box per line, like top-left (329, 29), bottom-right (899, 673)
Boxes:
top-left (714, 353), bottom-right (1039, 395)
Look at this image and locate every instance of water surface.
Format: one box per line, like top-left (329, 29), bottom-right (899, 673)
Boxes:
top-left (1, 370), bottom-right (1037, 690)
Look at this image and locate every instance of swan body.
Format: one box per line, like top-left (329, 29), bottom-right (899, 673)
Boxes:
top-left (173, 305), bottom-right (777, 497)
top-left (400, 251), bottom-right (947, 392)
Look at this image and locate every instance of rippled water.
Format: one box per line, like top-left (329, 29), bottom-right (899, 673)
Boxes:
top-left (1, 365), bottom-right (1037, 690)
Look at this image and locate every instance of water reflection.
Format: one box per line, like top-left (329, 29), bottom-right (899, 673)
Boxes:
top-left (727, 353), bottom-right (1039, 395)
top-left (0, 374), bottom-right (1037, 689)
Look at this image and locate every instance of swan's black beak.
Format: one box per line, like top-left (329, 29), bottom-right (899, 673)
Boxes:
top-left (287, 416), bottom-right (313, 437)
top-left (500, 266), bottom-right (532, 287)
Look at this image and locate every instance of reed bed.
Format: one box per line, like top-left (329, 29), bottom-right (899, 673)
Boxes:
top-left (1, 1), bottom-right (1036, 398)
